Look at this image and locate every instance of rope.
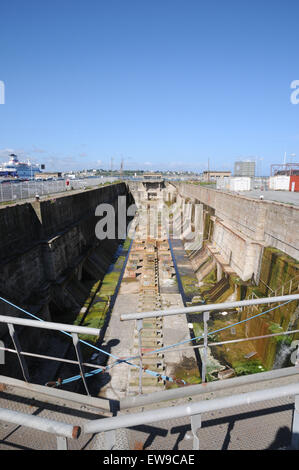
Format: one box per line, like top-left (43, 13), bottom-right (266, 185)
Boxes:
top-left (0, 296), bottom-right (184, 386)
top-left (126, 299), bottom-right (294, 359)
top-left (58, 299), bottom-right (294, 386)
top-left (1, 295), bottom-right (295, 389)
top-left (0, 295), bottom-right (119, 360)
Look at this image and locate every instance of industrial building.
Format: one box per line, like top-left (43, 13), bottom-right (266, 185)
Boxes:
top-left (234, 160), bottom-right (256, 177)
top-left (202, 170), bottom-right (231, 181)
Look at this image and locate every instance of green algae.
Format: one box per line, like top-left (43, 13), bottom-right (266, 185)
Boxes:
top-left (187, 240), bottom-right (299, 376)
top-left (167, 355), bottom-right (201, 388)
top-left (233, 359), bottom-right (266, 376)
top-left (198, 267), bottom-right (217, 295)
top-left (75, 238), bottom-right (131, 343)
top-left (100, 271), bottom-right (122, 296)
top-left (123, 237), bottom-right (131, 251)
top-left (180, 274), bottom-right (200, 296)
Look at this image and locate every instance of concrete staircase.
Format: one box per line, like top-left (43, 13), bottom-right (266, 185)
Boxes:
top-left (128, 241), bottom-right (166, 394)
top-left (203, 277), bottom-right (231, 303)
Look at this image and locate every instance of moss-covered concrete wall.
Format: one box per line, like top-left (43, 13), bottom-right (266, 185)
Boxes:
top-left (239, 247), bottom-right (299, 369)
top-left (190, 244), bottom-right (299, 374)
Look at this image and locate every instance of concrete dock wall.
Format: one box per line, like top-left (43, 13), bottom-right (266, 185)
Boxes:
top-left (175, 183), bottom-right (299, 281)
top-left (0, 183), bottom-right (132, 316)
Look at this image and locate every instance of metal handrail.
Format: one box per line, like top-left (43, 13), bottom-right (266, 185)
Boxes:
top-left (135, 327), bottom-right (299, 357)
top-left (259, 278), bottom-right (275, 293)
top-left (0, 407), bottom-right (80, 450)
top-left (120, 294), bottom-right (299, 385)
top-left (84, 382), bottom-right (299, 450)
top-left (273, 274), bottom-right (299, 297)
top-left (257, 274), bottom-right (299, 298)
top-left (120, 365), bottom-right (299, 409)
top-left (0, 344), bottom-right (105, 370)
top-left (120, 294), bottom-right (299, 321)
top-left (0, 314), bottom-right (100, 336)
top-left (0, 313), bottom-right (100, 395)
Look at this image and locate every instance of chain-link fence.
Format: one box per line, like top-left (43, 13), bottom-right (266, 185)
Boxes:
top-left (0, 177), bottom-right (118, 203)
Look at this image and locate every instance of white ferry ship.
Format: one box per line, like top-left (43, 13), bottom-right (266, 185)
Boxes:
top-left (0, 154), bottom-right (42, 180)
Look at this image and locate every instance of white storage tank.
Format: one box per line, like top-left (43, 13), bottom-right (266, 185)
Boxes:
top-left (269, 176), bottom-right (275, 190)
top-left (216, 178), bottom-right (230, 190)
top-left (229, 177), bottom-right (251, 191)
top-left (269, 175), bottom-right (290, 190)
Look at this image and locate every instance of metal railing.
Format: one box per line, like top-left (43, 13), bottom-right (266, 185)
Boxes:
top-left (0, 177), bottom-right (118, 203)
top-left (269, 274), bottom-right (299, 297)
top-left (1, 295), bottom-right (299, 449)
top-left (247, 274), bottom-right (299, 311)
top-left (121, 364), bottom-right (299, 409)
top-left (1, 294), bottom-right (299, 399)
top-left (0, 407), bottom-right (80, 450)
top-left (255, 274), bottom-right (299, 298)
top-left (121, 294), bottom-right (299, 385)
top-left (84, 381), bottom-right (299, 450)
top-left (120, 294), bottom-right (299, 321)
top-left (1, 370), bottom-right (299, 450)
top-left (0, 314), bottom-right (101, 396)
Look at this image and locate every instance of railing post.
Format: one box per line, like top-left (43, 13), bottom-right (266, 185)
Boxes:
top-left (56, 436), bottom-right (68, 450)
top-left (291, 395), bottom-right (299, 449)
top-left (72, 333), bottom-right (90, 396)
top-left (7, 323), bottom-right (30, 382)
top-left (104, 429), bottom-right (116, 450)
top-left (137, 319), bottom-right (143, 395)
top-left (191, 413), bottom-right (201, 450)
top-left (202, 311), bottom-right (210, 383)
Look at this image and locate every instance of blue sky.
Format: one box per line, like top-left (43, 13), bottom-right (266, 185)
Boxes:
top-left (0, 0), bottom-right (299, 174)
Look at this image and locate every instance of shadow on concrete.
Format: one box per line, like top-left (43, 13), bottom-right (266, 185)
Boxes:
top-left (266, 426), bottom-right (292, 450)
top-left (130, 424), bottom-right (168, 450)
top-left (77, 338), bottom-right (121, 398)
top-left (126, 403), bottom-right (294, 450)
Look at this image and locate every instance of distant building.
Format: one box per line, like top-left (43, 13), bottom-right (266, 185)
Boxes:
top-left (202, 171), bottom-right (231, 181)
top-left (35, 172), bottom-right (62, 180)
top-left (142, 173), bottom-right (163, 181)
top-left (271, 163), bottom-right (299, 176)
top-left (142, 173), bottom-right (165, 199)
top-left (234, 160), bottom-right (256, 177)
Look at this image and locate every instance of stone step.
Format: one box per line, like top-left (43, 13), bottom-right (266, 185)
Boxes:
top-left (130, 363), bottom-right (164, 372)
top-left (141, 358), bottom-right (164, 367)
top-left (131, 348), bottom-right (164, 359)
top-left (139, 339), bottom-right (163, 348)
top-left (129, 377), bottom-right (163, 387)
top-left (142, 320), bottom-right (163, 327)
top-left (134, 330), bottom-right (163, 339)
top-left (141, 325), bottom-right (163, 332)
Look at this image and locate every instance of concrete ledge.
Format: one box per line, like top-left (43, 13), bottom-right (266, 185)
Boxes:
top-left (120, 366), bottom-right (299, 409)
top-left (0, 375), bottom-right (114, 413)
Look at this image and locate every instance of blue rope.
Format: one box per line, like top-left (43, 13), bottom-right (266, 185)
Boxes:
top-left (0, 295), bottom-right (119, 360)
top-left (1, 295), bottom-right (293, 388)
top-left (60, 299), bottom-right (293, 386)
top-left (132, 299), bottom-right (294, 357)
top-left (0, 296), bottom-right (184, 386)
